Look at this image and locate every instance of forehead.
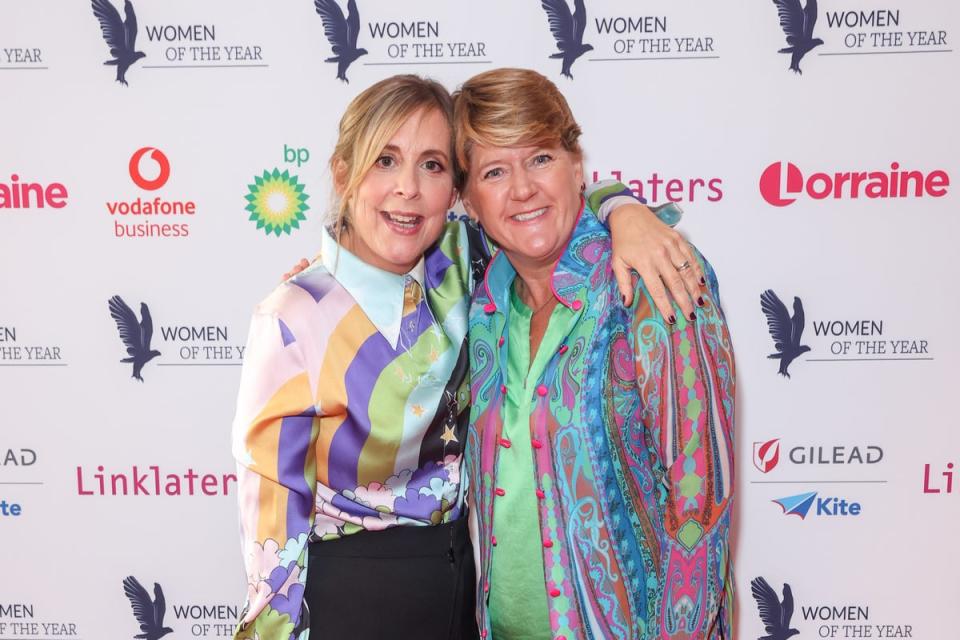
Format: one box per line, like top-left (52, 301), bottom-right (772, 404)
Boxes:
top-left (469, 143), bottom-right (543, 165)
top-left (386, 107), bottom-right (451, 151)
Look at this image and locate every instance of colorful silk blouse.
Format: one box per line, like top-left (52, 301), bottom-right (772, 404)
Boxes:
top-left (231, 183), bottom-right (639, 640)
top-left (467, 207), bottom-right (736, 639)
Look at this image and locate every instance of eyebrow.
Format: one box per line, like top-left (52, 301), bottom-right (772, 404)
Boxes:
top-left (382, 144), bottom-right (450, 162)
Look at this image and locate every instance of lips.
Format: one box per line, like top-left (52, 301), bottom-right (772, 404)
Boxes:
top-left (381, 210), bottom-right (423, 234)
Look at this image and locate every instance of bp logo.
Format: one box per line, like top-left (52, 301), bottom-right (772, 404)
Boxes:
top-left (244, 169), bottom-right (310, 236)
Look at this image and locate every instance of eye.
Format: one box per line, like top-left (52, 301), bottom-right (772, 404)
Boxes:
top-left (375, 155), bottom-right (395, 169)
top-left (483, 167), bottom-right (503, 180)
top-left (422, 159), bottom-right (445, 173)
top-left (532, 153), bottom-right (553, 167)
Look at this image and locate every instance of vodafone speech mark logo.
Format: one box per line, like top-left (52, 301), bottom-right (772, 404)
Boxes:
top-left (759, 161), bottom-right (950, 207)
top-left (129, 147), bottom-right (170, 190)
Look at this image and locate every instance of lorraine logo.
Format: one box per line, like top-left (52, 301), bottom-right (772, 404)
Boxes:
top-left (314, 0), bottom-right (367, 83)
top-left (759, 161), bottom-right (950, 207)
top-left (129, 147), bottom-right (170, 191)
top-left (751, 576), bottom-right (799, 640)
top-left (772, 0), bottom-right (823, 74)
top-left (541, 0), bottom-right (593, 79)
top-left (772, 491), bottom-right (862, 518)
top-left (122, 576), bottom-right (173, 640)
top-left (754, 438), bottom-right (781, 473)
top-left (91, 0), bottom-right (146, 86)
top-left (244, 169), bottom-right (310, 236)
top-left (108, 296), bottom-right (161, 382)
top-left (760, 289), bottom-right (810, 379)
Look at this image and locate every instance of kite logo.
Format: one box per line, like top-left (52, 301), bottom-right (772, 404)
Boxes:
top-left (541, 0), bottom-right (593, 79)
top-left (754, 438), bottom-right (781, 473)
top-left (129, 147), bottom-right (170, 191)
top-left (772, 491), bottom-right (862, 519)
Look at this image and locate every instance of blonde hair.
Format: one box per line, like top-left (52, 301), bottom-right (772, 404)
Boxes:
top-left (328, 75), bottom-right (456, 236)
top-left (452, 68), bottom-right (583, 179)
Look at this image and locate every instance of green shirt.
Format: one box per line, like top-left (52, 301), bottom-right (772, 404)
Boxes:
top-left (488, 286), bottom-right (573, 639)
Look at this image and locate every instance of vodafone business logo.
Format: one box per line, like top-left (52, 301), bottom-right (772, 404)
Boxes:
top-left (129, 147), bottom-right (170, 190)
top-left (759, 161), bottom-right (950, 207)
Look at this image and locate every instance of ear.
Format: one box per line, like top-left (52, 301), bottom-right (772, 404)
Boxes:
top-left (448, 187), bottom-right (458, 211)
top-left (461, 192), bottom-right (478, 222)
top-left (573, 158), bottom-right (584, 192)
top-left (332, 158), bottom-right (348, 197)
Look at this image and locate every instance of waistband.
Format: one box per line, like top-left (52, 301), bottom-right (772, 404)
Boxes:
top-left (308, 515), bottom-right (470, 559)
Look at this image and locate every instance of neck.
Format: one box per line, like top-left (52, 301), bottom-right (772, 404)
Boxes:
top-left (511, 258), bottom-right (556, 311)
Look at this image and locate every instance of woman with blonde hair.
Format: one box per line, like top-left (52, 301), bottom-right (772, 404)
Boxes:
top-left (457, 68), bottom-right (735, 639)
top-left (231, 73), bottom-right (705, 640)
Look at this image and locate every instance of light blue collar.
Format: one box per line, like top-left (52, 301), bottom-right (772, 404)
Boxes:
top-left (320, 228), bottom-right (427, 349)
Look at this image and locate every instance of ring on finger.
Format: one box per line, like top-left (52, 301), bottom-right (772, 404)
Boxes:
top-left (675, 260), bottom-right (691, 273)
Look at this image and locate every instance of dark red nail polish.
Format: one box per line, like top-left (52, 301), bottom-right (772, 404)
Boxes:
top-left (688, 311), bottom-right (696, 321)
top-left (700, 277), bottom-right (706, 286)
top-left (697, 296), bottom-right (705, 306)
top-left (668, 315), bottom-right (676, 324)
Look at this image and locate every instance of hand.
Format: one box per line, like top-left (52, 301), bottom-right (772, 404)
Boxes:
top-left (608, 203), bottom-right (706, 322)
top-left (282, 258), bottom-right (310, 282)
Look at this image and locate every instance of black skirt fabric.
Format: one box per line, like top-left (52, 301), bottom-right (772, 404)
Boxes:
top-left (303, 517), bottom-right (479, 639)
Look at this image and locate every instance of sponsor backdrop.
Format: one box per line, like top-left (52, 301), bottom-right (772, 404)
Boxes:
top-left (1, 1), bottom-right (957, 639)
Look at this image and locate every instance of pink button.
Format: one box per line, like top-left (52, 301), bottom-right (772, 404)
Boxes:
top-left (536, 489), bottom-right (545, 499)
top-left (492, 535), bottom-right (497, 546)
top-left (500, 384), bottom-right (507, 394)
top-left (531, 439), bottom-right (543, 449)
top-left (483, 302), bottom-right (496, 314)
top-left (536, 385), bottom-right (548, 397)
top-left (558, 344), bottom-right (568, 354)
top-left (495, 488), bottom-right (506, 496)
top-left (484, 581), bottom-right (490, 593)
top-left (481, 631), bottom-right (488, 639)
top-left (557, 636), bottom-right (567, 640)
top-left (543, 538), bottom-right (554, 548)
top-left (572, 300), bottom-right (583, 311)
top-left (498, 336), bottom-right (505, 346)
top-left (549, 588), bottom-right (562, 598)
top-left (500, 438), bottom-right (512, 448)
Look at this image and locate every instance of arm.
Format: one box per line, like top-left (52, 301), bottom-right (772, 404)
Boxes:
top-left (632, 248), bottom-right (735, 640)
top-left (586, 180), bottom-right (706, 321)
top-left (232, 308), bottom-right (318, 640)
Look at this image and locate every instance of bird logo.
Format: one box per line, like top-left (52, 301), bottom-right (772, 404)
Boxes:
top-left (751, 576), bottom-right (800, 640)
top-left (108, 295), bottom-right (161, 382)
top-left (122, 576), bottom-right (174, 640)
top-left (772, 0), bottom-right (824, 74)
top-left (540, 0), bottom-right (593, 79)
top-left (760, 289), bottom-right (811, 378)
top-left (314, 0), bottom-right (367, 83)
top-left (91, 0), bottom-right (146, 86)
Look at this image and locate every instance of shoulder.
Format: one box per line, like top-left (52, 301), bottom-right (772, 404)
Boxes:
top-left (252, 261), bottom-right (343, 326)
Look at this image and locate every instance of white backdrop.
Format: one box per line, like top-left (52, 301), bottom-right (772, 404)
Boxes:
top-left (1, 1), bottom-right (958, 639)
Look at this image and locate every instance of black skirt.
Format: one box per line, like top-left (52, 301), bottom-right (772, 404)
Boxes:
top-left (303, 516), bottom-right (479, 639)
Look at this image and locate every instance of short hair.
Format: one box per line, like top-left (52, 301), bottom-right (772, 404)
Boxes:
top-left (452, 68), bottom-right (583, 179)
top-left (328, 74), bottom-right (457, 235)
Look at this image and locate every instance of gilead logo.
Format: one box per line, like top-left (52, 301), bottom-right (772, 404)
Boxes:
top-left (129, 147), bottom-right (170, 190)
top-left (760, 161), bottom-right (950, 207)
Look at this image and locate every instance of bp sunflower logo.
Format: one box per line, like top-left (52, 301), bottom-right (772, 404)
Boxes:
top-left (244, 169), bottom-right (310, 236)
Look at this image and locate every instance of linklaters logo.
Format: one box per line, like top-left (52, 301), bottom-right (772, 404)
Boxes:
top-left (244, 145), bottom-right (311, 236)
top-left (91, 0), bottom-right (146, 86)
top-left (314, 0), bottom-right (367, 82)
top-left (541, 0), bottom-right (593, 78)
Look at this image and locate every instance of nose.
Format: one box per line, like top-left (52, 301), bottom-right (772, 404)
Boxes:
top-left (509, 167), bottom-right (536, 201)
top-left (394, 163), bottom-right (420, 200)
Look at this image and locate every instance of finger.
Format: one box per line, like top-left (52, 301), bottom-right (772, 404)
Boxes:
top-left (643, 273), bottom-right (677, 324)
top-left (679, 243), bottom-right (707, 289)
top-left (662, 267), bottom-right (695, 321)
top-left (671, 242), bottom-right (704, 307)
top-left (612, 258), bottom-right (635, 307)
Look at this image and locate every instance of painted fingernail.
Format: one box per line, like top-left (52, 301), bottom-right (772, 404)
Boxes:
top-left (700, 277), bottom-right (706, 286)
top-left (697, 296), bottom-right (705, 306)
top-left (688, 311), bottom-right (696, 321)
top-left (668, 315), bottom-right (676, 324)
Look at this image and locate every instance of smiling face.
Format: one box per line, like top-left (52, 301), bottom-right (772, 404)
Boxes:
top-left (338, 107), bottom-right (456, 274)
top-left (463, 142), bottom-right (583, 272)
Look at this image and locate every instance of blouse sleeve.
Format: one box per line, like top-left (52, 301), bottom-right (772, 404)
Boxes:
top-left (631, 247), bottom-right (735, 639)
top-left (232, 307), bottom-right (319, 640)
